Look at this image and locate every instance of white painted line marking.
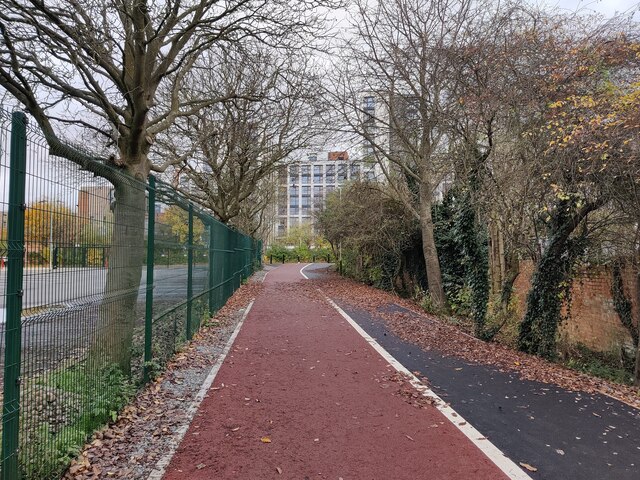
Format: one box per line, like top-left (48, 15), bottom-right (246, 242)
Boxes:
top-left (147, 300), bottom-right (255, 480)
top-left (321, 292), bottom-right (533, 480)
top-left (261, 264), bottom-right (283, 283)
top-left (299, 263), bottom-right (312, 280)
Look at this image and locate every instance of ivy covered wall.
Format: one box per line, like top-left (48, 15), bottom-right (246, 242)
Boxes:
top-left (513, 261), bottom-right (639, 352)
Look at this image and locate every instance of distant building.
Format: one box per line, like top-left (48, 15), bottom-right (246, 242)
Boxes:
top-left (359, 92), bottom-right (452, 202)
top-left (78, 186), bottom-right (113, 223)
top-left (274, 150), bottom-right (380, 238)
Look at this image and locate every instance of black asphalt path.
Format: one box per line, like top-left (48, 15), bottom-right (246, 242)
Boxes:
top-left (303, 263), bottom-right (640, 480)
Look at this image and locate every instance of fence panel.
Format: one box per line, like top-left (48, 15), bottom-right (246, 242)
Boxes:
top-left (0, 109), bottom-right (262, 479)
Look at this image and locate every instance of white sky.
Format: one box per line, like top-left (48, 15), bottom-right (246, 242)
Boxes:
top-left (545, 0), bottom-right (639, 16)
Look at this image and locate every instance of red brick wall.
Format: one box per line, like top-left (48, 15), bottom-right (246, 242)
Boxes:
top-left (512, 260), bottom-right (639, 352)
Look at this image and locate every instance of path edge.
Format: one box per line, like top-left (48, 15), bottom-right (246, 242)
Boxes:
top-left (320, 291), bottom-right (533, 480)
top-left (147, 300), bottom-right (255, 480)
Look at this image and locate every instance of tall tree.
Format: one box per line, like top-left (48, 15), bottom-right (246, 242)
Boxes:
top-left (156, 45), bottom-right (325, 236)
top-left (0, 0), bottom-right (340, 371)
top-left (517, 21), bottom-right (640, 359)
top-left (334, 0), bottom-right (486, 310)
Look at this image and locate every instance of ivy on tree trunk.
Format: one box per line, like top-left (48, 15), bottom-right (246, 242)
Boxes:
top-left (454, 188), bottom-right (490, 339)
top-left (518, 199), bottom-right (600, 358)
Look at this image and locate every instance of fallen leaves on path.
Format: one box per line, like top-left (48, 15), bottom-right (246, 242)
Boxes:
top-left (63, 281), bottom-right (263, 479)
top-left (313, 271), bottom-right (640, 410)
top-left (382, 371), bottom-right (440, 410)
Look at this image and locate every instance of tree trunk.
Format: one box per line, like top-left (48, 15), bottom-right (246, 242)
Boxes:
top-left (489, 219), bottom-right (503, 294)
top-left (419, 182), bottom-right (447, 309)
top-left (518, 201), bottom-right (600, 358)
top-left (94, 170), bottom-right (147, 374)
top-left (500, 255), bottom-right (520, 311)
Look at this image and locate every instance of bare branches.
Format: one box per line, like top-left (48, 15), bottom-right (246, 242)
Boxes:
top-left (0, 0), bottom-right (343, 179)
top-left (154, 43), bottom-right (326, 233)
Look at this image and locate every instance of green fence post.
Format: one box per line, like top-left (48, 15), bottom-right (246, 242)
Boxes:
top-left (143, 175), bottom-right (156, 383)
top-left (243, 237), bottom-right (249, 279)
top-left (186, 203), bottom-right (194, 340)
top-left (2, 112), bottom-right (27, 480)
top-left (208, 221), bottom-right (215, 314)
top-left (232, 231), bottom-right (239, 289)
top-left (237, 233), bottom-right (242, 286)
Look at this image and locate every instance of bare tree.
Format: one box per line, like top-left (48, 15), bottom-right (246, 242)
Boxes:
top-left (514, 16), bottom-right (640, 358)
top-left (334, 0), bottom-right (500, 310)
top-left (156, 44), bottom-right (326, 237)
top-left (338, 0), bottom-right (520, 308)
top-left (0, 0), bottom-right (340, 371)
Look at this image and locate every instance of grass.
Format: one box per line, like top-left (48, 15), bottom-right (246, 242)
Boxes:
top-left (560, 343), bottom-right (636, 386)
top-left (19, 361), bottom-right (136, 479)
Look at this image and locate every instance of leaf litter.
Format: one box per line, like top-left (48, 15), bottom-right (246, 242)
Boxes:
top-left (63, 281), bottom-right (263, 479)
top-left (312, 270), bottom-right (639, 410)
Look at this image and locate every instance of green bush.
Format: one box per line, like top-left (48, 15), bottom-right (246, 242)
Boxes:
top-left (265, 243), bottom-right (331, 262)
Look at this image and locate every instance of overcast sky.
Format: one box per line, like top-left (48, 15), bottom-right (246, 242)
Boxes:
top-left (550, 0), bottom-right (639, 16)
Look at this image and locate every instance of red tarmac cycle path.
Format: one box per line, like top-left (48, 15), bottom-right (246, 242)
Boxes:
top-left (162, 264), bottom-right (510, 479)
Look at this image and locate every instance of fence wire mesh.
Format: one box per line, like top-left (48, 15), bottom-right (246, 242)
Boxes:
top-left (0, 109), bottom-right (261, 479)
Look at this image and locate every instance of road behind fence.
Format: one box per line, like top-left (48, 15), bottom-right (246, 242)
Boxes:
top-left (0, 109), bottom-right (262, 479)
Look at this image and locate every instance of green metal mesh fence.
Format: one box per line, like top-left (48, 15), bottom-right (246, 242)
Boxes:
top-left (0, 109), bottom-right (262, 479)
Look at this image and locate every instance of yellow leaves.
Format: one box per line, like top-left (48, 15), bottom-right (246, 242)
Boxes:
top-left (550, 184), bottom-right (570, 201)
top-left (567, 94), bottom-right (596, 109)
top-left (260, 436), bottom-right (272, 443)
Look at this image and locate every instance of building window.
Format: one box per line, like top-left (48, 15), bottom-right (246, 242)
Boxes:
top-left (314, 185), bottom-right (324, 207)
top-left (278, 166), bottom-right (287, 184)
top-left (364, 96), bottom-right (375, 111)
top-left (301, 165), bottom-right (311, 184)
top-left (338, 163), bottom-right (347, 182)
top-left (365, 168), bottom-right (376, 181)
top-left (289, 185), bottom-right (299, 197)
top-left (290, 217), bottom-right (299, 226)
top-left (350, 164), bottom-right (360, 181)
top-left (289, 165), bottom-right (299, 183)
top-left (326, 164), bottom-right (335, 183)
top-left (308, 153), bottom-right (318, 162)
top-left (326, 185), bottom-right (335, 194)
top-left (302, 185), bottom-right (311, 197)
top-left (313, 165), bottom-right (323, 183)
